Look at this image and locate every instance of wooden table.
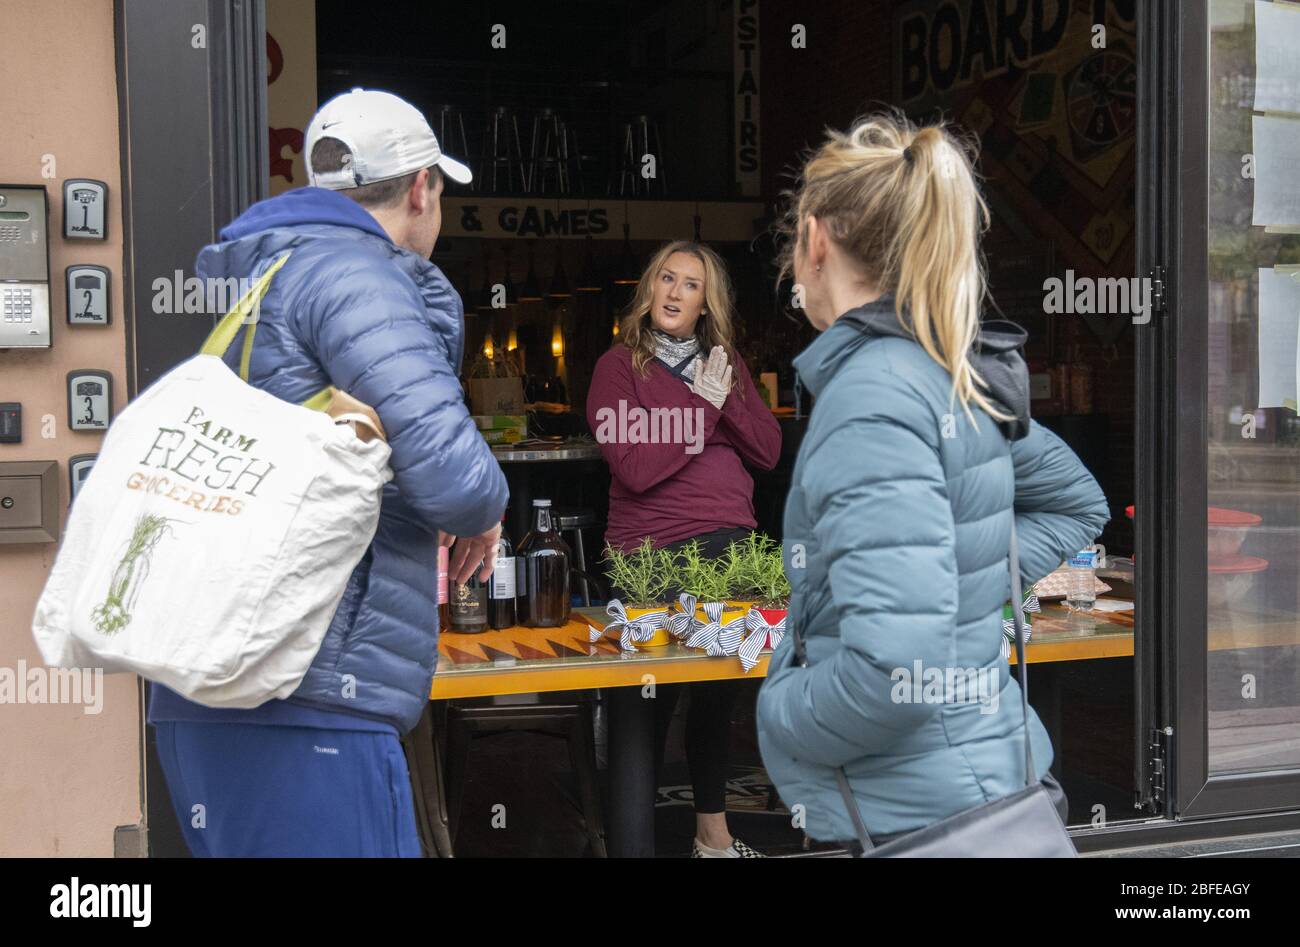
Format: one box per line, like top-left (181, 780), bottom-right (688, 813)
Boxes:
top-left (1014, 600), bottom-right (1135, 663)
top-left (431, 607), bottom-right (770, 699)
top-left (425, 607), bottom-right (768, 857)
top-left (419, 601), bottom-right (1139, 857)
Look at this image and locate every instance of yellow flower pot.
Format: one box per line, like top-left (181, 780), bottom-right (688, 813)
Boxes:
top-left (694, 602), bottom-right (749, 628)
top-left (608, 604), bottom-right (671, 648)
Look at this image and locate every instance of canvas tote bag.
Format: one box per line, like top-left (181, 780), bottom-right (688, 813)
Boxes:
top-left (32, 251), bottom-right (394, 707)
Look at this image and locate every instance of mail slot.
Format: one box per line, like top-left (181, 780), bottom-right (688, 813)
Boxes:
top-left (0, 460), bottom-right (59, 543)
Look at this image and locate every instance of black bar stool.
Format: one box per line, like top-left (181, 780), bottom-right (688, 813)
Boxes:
top-left (481, 106), bottom-right (526, 194)
top-left (526, 107), bottom-right (571, 195)
top-left (554, 507), bottom-right (601, 605)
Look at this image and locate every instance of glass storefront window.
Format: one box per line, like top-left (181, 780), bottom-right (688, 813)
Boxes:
top-left (1206, 0), bottom-right (1300, 775)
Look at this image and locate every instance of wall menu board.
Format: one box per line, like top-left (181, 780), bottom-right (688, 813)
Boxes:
top-left (892, 0), bottom-right (1137, 278)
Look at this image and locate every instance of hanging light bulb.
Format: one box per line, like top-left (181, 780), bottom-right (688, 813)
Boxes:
top-left (483, 333), bottom-right (495, 359)
top-left (551, 321), bottom-right (565, 357)
top-left (507, 326), bottom-right (518, 351)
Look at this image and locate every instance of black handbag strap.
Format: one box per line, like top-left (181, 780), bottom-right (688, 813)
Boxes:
top-left (802, 519), bottom-right (1037, 854)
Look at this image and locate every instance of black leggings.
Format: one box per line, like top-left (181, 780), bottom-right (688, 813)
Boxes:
top-left (608, 526), bottom-right (751, 816)
top-left (652, 679), bottom-right (739, 814)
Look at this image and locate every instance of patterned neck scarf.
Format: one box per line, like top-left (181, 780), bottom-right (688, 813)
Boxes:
top-left (650, 327), bottom-right (700, 382)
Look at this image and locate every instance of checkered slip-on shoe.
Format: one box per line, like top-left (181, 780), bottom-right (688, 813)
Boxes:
top-left (691, 836), bottom-right (768, 858)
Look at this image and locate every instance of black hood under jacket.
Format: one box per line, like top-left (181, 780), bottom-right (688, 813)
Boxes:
top-left (837, 294), bottom-right (1031, 441)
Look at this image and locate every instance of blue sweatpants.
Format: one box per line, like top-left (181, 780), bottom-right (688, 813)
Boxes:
top-left (153, 721), bottom-right (422, 857)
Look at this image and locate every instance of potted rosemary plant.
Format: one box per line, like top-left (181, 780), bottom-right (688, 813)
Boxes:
top-left (673, 539), bottom-right (746, 655)
top-left (599, 538), bottom-right (676, 649)
top-left (725, 534), bottom-right (790, 671)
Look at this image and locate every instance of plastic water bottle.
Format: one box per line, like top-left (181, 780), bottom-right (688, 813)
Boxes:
top-left (1065, 549), bottom-right (1097, 611)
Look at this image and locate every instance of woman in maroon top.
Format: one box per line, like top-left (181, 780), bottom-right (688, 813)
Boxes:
top-left (587, 240), bottom-right (781, 857)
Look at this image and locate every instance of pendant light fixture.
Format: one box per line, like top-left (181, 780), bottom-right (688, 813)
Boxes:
top-left (519, 242), bottom-right (544, 302)
top-left (475, 254), bottom-right (494, 313)
top-left (575, 234), bottom-right (602, 293)
top-left (499, 246), bottom-right (518, 306)
top-left (548, 247), bottom-right (571, 300)
top-left (612, 202), bottom-right (639, 286)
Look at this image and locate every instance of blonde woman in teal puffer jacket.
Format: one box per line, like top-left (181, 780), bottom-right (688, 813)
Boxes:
top-left (757, 113), bottom-right (1110, 847)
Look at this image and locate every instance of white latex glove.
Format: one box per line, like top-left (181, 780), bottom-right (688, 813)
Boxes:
top-left (689, 345), bottom-right (733, 410)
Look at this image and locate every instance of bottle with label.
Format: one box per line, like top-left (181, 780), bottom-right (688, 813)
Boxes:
top-left (488, 514), bottom-right (517, 629)
top-left (1065, 548), bottom-right (1097, 611)
top-left (517, 499), bottom-right (571, 628)
top-left (448, 538), bottom-right (489, 633)
top-left (437, 544), bottom-right (450, 629)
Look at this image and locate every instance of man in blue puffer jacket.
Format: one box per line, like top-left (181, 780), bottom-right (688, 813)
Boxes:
top-left (148, 90), bottom-right (508, 856)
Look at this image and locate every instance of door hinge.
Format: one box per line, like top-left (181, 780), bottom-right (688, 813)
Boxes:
top-left (1148, 265), bottom-right (1167, 315)
top-left (1146, 726), bottom-right (1173, 813)
top-left (114, 822), bottom-right (148, 858)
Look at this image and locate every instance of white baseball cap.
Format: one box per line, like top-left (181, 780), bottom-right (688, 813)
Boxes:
top-left (304, 88), bottom-right (473, 189)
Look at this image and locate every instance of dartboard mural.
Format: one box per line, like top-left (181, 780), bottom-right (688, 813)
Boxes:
top-left (1066, 49), bottom-right (1138, 161)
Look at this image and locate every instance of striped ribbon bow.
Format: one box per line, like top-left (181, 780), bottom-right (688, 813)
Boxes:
top-left (1000, 592), bottom-right (1040, 659)
top-left (737, 608), bottom-right (787, 673)
top-left (597, 599), bottom-right (669, 653)
top-left (685, 601), bottom-right (746, 657)
top-left (666, 593), bottom-right (698, 639)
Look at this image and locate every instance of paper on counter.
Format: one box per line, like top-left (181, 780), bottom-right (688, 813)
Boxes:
top-left (1252, 115), bottom-right (1300, 228)
top-left (1257, 267), bottom-right (1300, 410)
top-left (1091, 599), bottom-right (1134, 613)
top-left (1254, 0), bottom-right (1300, 114)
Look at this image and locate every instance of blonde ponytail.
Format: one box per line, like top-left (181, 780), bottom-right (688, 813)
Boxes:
top-left (778, 112), bottom-right (1007, 423)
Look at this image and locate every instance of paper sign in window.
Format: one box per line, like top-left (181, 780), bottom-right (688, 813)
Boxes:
top-left (1257, 267), bottom-right (1300, 411)
top-left (1254, 0), bottom-right (1300, 114)
top-left (1251, 115), bottom-right (1300, 229)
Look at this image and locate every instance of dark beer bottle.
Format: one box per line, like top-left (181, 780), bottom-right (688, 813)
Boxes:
top-left (488, 514), bottom-right (517, 629)
top-left (448, 537), bottom-right (489, 633)
top-left (517, 499), bottom-right (571, 628)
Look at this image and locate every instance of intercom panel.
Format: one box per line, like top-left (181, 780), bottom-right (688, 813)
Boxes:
top-left (0, 184), bottom-right (52, 349)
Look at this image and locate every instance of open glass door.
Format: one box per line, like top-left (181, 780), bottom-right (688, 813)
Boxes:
top-left (1168, 0), bottom-right (1300, 819)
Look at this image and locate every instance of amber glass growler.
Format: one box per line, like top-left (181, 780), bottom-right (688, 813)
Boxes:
top-left (516, 499), bottom-right (571, 628)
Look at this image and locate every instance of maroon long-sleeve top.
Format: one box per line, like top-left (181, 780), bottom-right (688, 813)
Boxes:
top-left (586, 344), bottom-right (782, 549)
